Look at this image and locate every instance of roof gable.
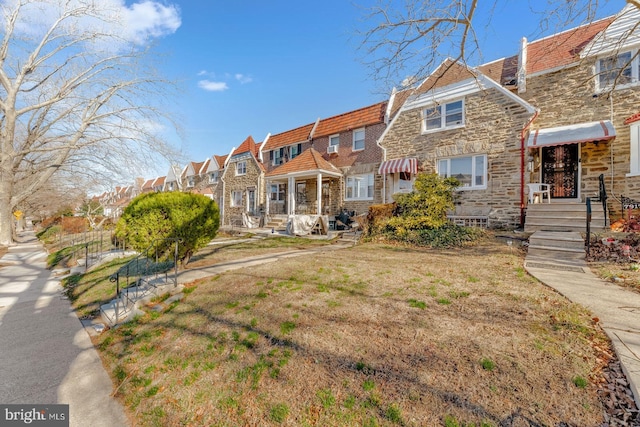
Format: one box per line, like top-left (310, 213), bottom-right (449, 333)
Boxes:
top-left (234, 136), bottom-right (259, 157)
top-left (581, 4), bottom-right (640, 58)
top-left (266, 148), bottom-right (341, 177)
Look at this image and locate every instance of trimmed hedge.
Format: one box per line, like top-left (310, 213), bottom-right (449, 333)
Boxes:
top-left (115, 192), bottom-right (219, 265)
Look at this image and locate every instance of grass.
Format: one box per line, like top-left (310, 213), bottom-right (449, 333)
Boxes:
top-left (66, 233), bottom-right (613, 426)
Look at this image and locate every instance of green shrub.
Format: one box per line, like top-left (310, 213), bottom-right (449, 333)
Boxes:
top-left (115, 192), bottom-right (219, 266)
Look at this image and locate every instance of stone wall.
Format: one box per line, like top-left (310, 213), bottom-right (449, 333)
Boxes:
top-left (382, 87), bottom-right (534, 228)
top-left (522, 58), bottom-right (640, 220)
top-left (222, 155), bottom-right (263, 225)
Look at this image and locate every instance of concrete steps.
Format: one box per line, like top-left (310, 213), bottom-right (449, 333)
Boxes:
top-left (265, 215), bottom-right (288, 232)
top-left (524, 202), bottom-right (607, 233)
top-left (527, 231), bottom-right (586, 265)
top-left (100, 278), bottom-right (183, 327)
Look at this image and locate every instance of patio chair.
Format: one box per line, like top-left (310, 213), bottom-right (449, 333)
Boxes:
top-left (527, 183), bottom-right (551, 204)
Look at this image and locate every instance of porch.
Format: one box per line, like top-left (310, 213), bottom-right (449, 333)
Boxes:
top-left (524, 200), bottom-right (608, 233)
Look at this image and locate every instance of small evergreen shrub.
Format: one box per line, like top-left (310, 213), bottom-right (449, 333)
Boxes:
top-left (115, 192), bottom-right (219, 265)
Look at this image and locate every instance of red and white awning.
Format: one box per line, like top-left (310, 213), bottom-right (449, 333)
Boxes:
top-left (378, 158), bottom-right (418, 175)
top-left (527, 120), bottom-right (616, 148)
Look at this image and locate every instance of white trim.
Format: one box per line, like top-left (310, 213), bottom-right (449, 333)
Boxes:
top-left (235, 161), bottom-right (247, 176)
top-left (352, 127), bottom-right (365, 151)
top-left (629, 122), bottom-right (640, 176)
top-left (437, 154), bottom-right (488, 191)
top-left (421, 99), bottom-right (465, 133)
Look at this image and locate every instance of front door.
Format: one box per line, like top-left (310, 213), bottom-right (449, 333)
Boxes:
top-left (541, 144), bottom-right (579, 199)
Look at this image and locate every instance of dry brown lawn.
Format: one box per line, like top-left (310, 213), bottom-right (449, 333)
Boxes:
top-left (95, 235), bottom-right (613, 426)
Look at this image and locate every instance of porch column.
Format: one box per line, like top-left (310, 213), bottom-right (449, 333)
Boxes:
top-left (288, 176), bottom-right (295, 215)
top-left (265, 179), bottom-right (270, 215)
top-left (316, 173), bottom-right (322, 215)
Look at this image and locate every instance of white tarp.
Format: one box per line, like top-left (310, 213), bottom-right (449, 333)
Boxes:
top-left (527, 120), bottom-right (616, 148)
top-left (242, 212), bottom-right (260, 229)
top-left (287, 215), bottom-right (327, 236)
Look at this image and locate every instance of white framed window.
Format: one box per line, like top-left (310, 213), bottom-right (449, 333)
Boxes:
top-left (423, 99), bottom-right (464, 132)
top-left (346, 173), bottom-right (374, 200)
top-left (270, 184), bottom-right (285, 201)
top-left (329, 134), bottom-right (340, 147)
top-left (271, 149), bottom-right (282, 166)
top-left (167, 182), bottom-right (175, 191)
top-left (596, 50), bottom-right (638, 91)
top-left (438, 154), bottom-right (487, 190)
top-left (629, 123), bottom-right (640, 176)
top-left (352, 128), bottom-right (365, 151)
top-left (231, 190), bottom-right (243, 207)
top-left (209, 171), bottom-right (219, 183)
top-left (187, 177), bottom-right (195, 188)
top-left (395, 171), bottom-right (414, 193)
top-left (236, 161), bottom-right (246, 176)
top-left (290, 143), bottom-right (302, 159)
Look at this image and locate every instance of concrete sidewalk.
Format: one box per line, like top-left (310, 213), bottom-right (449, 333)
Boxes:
top-left (525, 257), bottom-right (640, 407)
top-left (0, 231), bottom-right (129, 427)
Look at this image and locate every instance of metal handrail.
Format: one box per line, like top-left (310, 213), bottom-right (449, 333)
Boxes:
top-left (109, 238), bottom-right (180, 304)
top-left (586, 197), bottom-right (592, 256)
top-left (598, 173), bottom-right (608, 227)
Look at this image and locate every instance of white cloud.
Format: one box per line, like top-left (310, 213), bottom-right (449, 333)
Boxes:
top-left (122, 1), bottom-right (181, 45)
top-left (198, 80), bottom-right (229, 92)
top-left (235, 74), bottom-right (253, 84)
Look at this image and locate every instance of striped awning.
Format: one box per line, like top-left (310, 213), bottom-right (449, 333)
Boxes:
top-left (378, 158), bottom-right (418, 175)
top-left (527, 120), bottom-right (616, 148)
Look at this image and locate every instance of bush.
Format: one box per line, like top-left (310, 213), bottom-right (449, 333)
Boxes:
top-left (115, 192), bottom-right (219, 266)
top-left (369, 173), bottom-right (483, 248)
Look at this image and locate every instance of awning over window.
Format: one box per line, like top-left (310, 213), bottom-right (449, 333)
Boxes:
top-left (527, 120), bottom-right (616, 148)
top-left (378, 158), bottom-right (418, 175)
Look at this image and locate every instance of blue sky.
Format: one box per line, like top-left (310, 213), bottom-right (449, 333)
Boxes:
top-left (144, 0), bottom-right (624, 166)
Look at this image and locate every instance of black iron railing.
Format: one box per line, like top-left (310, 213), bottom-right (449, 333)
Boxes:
top-left (103, 238), bottom-right (179, 324)
top-left (598, 173), bottom-right (608, 227)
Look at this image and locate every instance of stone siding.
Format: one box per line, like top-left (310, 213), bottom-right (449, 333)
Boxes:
top-left (522, 58), bottom-right (640, 220)
top-left (382, 87), bottom-right (534, 228)
top-left (222, 155), bottom-right (264, 225)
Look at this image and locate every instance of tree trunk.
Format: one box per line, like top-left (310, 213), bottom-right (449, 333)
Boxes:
top-left (0, 178), bottom-right (14, 245)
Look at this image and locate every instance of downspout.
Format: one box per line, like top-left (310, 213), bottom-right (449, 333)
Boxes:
top-left (377, 88), bottom-right (396, 204)
top-left (520, 110), bottom-right (539, 227)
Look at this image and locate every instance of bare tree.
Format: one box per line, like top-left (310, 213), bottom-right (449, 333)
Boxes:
top-left (358, 0), bottom-right (618, 90)
top-left (0, 0), bottom-right (182, 244)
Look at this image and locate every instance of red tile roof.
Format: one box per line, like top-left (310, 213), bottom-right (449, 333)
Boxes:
top-left (214, 154), bottom-right (227, 168)
top-left (313, 102), bottom-right (387, 138)
top-left (234, 136), bottom-right (259, 156)
top-left (526, 17), bottom-right (614, 75)
top-left (263, 123), bottom-right (315, 151)
top-left (266, 148), bottom-right (341, 177)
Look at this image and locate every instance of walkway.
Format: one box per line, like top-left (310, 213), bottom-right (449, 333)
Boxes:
top-left (525, 256), bottom-right (640, 407)
top-left (0, 231), bottom-right (129, 427)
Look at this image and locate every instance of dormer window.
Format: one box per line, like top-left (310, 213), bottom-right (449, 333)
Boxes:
top-left (209, 171), bottom-right (219, 183)
top-left (187, 177), bottom-right (195, 188)
top-left (596, 50), bottom-right (639, 91)
top-left (422, 99), bottom-right (464, 132)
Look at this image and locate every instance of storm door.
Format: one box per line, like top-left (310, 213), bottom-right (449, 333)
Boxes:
top-left (541, 144), bottom-right (579, 199)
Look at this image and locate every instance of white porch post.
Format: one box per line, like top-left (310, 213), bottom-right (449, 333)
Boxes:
top-left (316, 173), bottom-right (322, 215)
top-left (265, 179), bottom-right (270, 215)
top-left (288, 176), bottom-right (295, 215)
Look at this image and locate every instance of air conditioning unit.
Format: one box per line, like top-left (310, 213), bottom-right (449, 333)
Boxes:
top-left (327, 145), bottom-right (338, 154)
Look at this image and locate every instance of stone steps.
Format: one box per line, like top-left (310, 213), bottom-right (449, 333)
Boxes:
top-left (527, 231), bottom-right (586, 264)
top-left (524, 202), bottom-right (607, 233)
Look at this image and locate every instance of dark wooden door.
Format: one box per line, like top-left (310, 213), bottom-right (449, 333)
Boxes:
top-left (541, 144), bottom-right (579, 199)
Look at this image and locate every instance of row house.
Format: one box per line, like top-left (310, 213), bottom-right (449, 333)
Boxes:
top-left (218, 102), bottom-right (394, 229)
top-left (378, 4), bottom-right (640, 230)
